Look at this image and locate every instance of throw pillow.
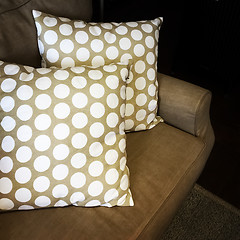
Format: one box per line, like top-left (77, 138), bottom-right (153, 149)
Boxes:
top-left (0, 60), bottom-right (133, 211)
top-left (32, 10), bottom-right (164, 132)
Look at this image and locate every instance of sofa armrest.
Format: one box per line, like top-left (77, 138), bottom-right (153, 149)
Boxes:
top-left (158, 72), bottom-right (213, 138)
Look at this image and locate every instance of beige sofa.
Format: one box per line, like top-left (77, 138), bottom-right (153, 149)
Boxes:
top-left (0, 0), bottom-right (214, 239)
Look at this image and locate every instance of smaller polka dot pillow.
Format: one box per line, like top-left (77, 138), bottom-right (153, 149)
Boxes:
top-left (0, 60), bottom-right (134, 211)
top-left (32, 10), bottom-right (164, 132)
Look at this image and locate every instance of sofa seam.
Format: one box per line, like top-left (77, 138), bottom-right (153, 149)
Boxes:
top-left (0, 0), bottom-right (32, 15)
top-left (136, 138), bottom-right (207, 240)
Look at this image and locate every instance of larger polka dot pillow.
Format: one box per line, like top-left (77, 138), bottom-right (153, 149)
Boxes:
top-left (0, 60), bottom-right (134, 211)
top-left (33, 10), bottom-right (164, 132)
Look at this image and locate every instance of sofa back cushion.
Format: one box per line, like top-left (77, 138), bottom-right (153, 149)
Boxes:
top-left (0, 0), bottom-right (92, 67)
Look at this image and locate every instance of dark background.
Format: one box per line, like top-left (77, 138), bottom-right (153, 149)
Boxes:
top-left (93, 0), bottom-right (240, 208)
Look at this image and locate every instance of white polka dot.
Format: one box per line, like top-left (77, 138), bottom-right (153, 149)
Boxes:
top-left (59, 24), bottom-right (73, 36)
top-left (36, 68), bottom-right (51, 74)
top-left (38, 40), bottom-right (44, 55)
top-left (16, 104), bottom-right (32, 122)
top-left (35, 196), bottom-right (51, 207)
top-left (88, 161), bottom-right (104, 177)
top-left (53, 144), bottom-right (69, 161)
top-left (134, 44), bottom-right (145, 57)
top-left (107, 93), bottom-right (119, 109)
top-left (34, 156), bottom-right (50, 172)
top-left (126, 87), bottom-right (134, 100)
top-left (0, 156), bottom-right (13, 173)
top-left (46, 49), bottom-right (59, 63)
top-left (126, 22), bottom-right (138, 27)
top-left (88, 70), bottom-right (103, 80)
top-left (135, 77), bottom-right (146, 90)
top-left (54, 84), bottom-right (70, 99)
top-left (52, 164), bottom-right (69, 181)
top-left (71, 133), bottom-right (87, 149)
top-left (141, 23), bottom-right (153, 33)
top-left (120, 53), bottom-right (133, 64)
top-left (17, 125), bottom-right (32, 142)
top-left (60, 39), bottom-right (74, 53)
top-left (34, 135), bottom-right (51, 152)
top-left (18, 205), bottom-right (34, 210)
top-left (85, 200), bottom-right (101, 207)
top-left (71, 153), bottom-right (86, 169)
top-left (71, 76), bottom-right (87, 89)
top-left (104, 132), bottom-right (116, 146)
top-left (54, 200), bottom-right (68, 207)
top-left (15, 188), bottom-right (31, 202)
top-left (76, 48), bottom-right (90, 61)
top-left (120, 103), bottom-right (125, 118)
top-left (120, 174), bottom-right (129, 191)
top-left (136, 109), bottom-right (147, 121)
top-left (106, 46), bottom-right (119, 60)
top-left (53, 124), bottom-right (70, 140)
top-left (147, 113), bottom-right (155, 124)
top-left (59, 16), bottom-right (71, 22)
top-left (1, 78), bottom-right (17, 93)
top-left (1, 136), bottom-right (15, 152)
top-left (52, 184), bottom-right (69, 198)
top-left (119, 37), bottom-right (131, 50)
top-left (101, 22), bottom-right (113, 29)
top-left (35, 22), bottom-right (42, 35)
top-left (135, 124), bottom-right (146, 131)
top-left (61, 57), bottom-right (75, 68)
top-left (104, 189), bottom-right (119, 203)
top-left (15, 167), bottom-right (32, 184)
top-left (0, 198), bottom-right (14, 210)
top-left (1, 116), bottom-right (16, 132)
top-left (147, 52), bottom-right (155, 65)
top-left (106, 75), bottom-right (119, 89)
top-left (71, 66), bottom-right (85, 74)
top-left (105, 168), bottom-right (119, 185)
top-left (131, 29), bottom-right (143, 40)
top-left (35, 77), bottom-right (51, 90)
top-left (90, 83), bottom-right (105, 98)
top-left (120, 157), bottom-right (127, 171)
top-left (74, 21), bottom-right (86, 29)
top-left (148, 84), bottom-right (157, 96)
top-left (125, 103), bottom-right (134, 117)
top-left (136, 93), bottom-right (147, 106)
top-left (147, 68), bottom-right (155, 80)
top-left (1, 96), bottom-right (15, 112)
top-left (72, 92), bottom-right (88, 108)
top-left (90, 122), bottom-right (104, 138)
top-left (119, 121), bottom-right (125, 135)
top-left (70, 192), bottom-right (85, 204)
top-left (92, 56), bottom-right (105, 67)
top-left (35, 94), bottom-right (52, 110)
top-left (115, 26), bottom-right (128, 35)
top-left (91, 39), bottom-right (104, 52)
top-left (145, 36), bottom-right (155, 48)
top-left (89, 26), bottom-right (102, 36)
top-left (119, 138), bottom-right (126, 153)
top-left (148, 99), bottom-right (158, 111)
top-left (70, 172), bottom-right (86, 188)
top-left (44, 30), bottom-right (58, 45)
top-left (105, 149), bottom-right (118, 165)
top-left (90, 102), bottom-right (105, 118)
top-left (17, 85), bottom-right (33, 101)
top-left (16, 146), bottom-right (32, 163)
top-left (106, 113), bottom-right (119, 128)
top-left (34, 114), bottom-right (51, 131)
top-left (4, 64), bottom-right (20, 75)
top-left (0, 177), bottom-right (12, 194)
top-left (88, 181), bottom-right (103, 197)
top-left (54, 103), bottom-right (70, 119)
top-left (135, 60), bottom-right (146, 74)
top-left (72, 112), bottom-right (88, 129)
top-left (75, 31), bottom-right (89, 44)
top-left (89, 142), bottom-right (103, 157)
top-left (54, 70), bottom-right (69, 80)
top-left (104, 32), bottom-right (116, 44)
top-left (43, 16), bottom-right (57, 27)
top-left (33, 176), bottom-right (50, 192)
top-left (103, 64), bottom-right (117, 72)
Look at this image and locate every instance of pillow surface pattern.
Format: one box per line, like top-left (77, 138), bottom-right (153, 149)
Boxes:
top-left (33, 10), bottom-right (163, 132)
top-left (0, 61), bottom-right (133, 211)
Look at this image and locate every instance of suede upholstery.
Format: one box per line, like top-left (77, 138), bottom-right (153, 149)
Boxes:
top-left (0, 0), bottom-right (215, 239)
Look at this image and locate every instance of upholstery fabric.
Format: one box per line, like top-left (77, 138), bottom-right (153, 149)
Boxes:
top-left (33, 10), bottom-right (164, 132)
top-left (0, 123), bottom-right (206, 239)
top-left (0, 60), bottom-right (133, 211)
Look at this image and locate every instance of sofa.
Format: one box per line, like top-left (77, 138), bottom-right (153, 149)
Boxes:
top-left (0, 0), bottom-right (214, 239)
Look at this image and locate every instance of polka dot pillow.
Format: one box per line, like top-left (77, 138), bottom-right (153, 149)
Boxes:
top-left (32, 10), bottom-right (164, 132)
top-left (0, 60), bottom-right (134, 211)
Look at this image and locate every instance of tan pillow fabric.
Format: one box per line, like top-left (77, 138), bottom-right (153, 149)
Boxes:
top-left (0, 60), bottom-right (133, 211)
top-left (32, 10), bottom-right (164, 132)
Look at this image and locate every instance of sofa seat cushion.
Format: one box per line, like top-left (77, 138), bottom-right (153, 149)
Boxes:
top-left (0, 123), bottom-right (205, 240)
